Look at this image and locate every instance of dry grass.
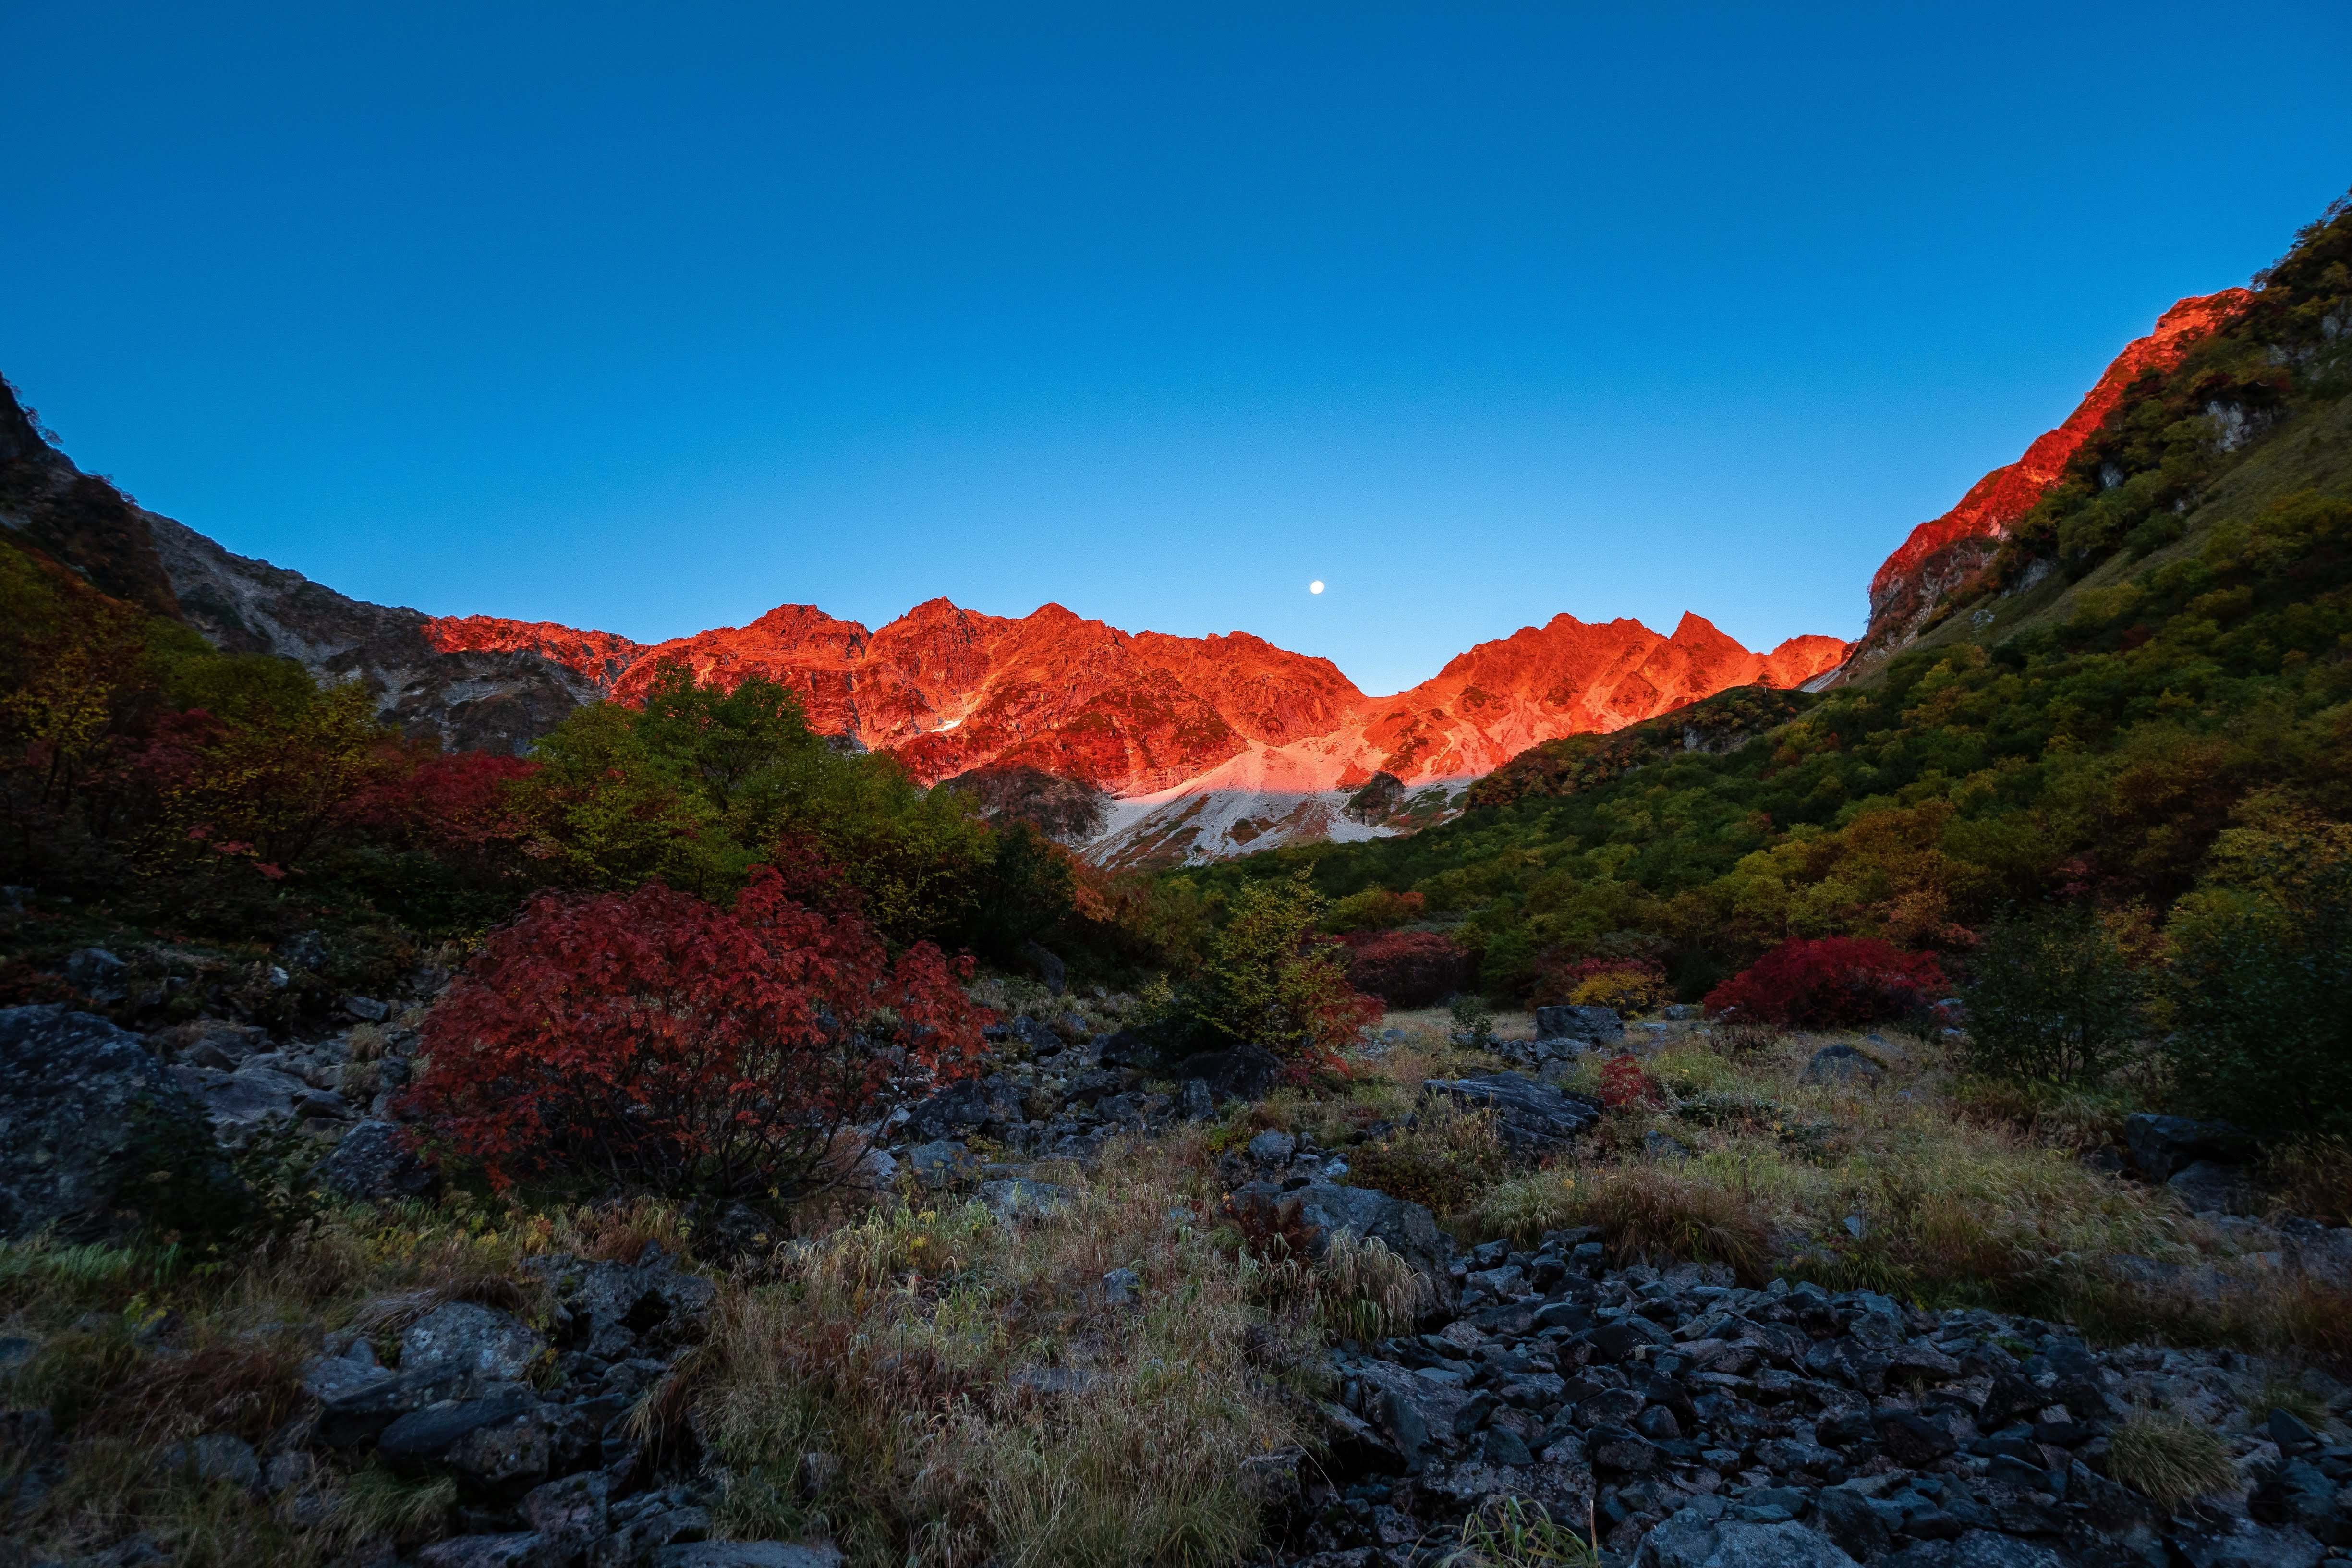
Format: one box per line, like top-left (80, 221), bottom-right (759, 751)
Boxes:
top-left (691, 1132), bottom-right (1315, 1568)
top-left (2105, 1407), bottom-right (2238, 1509)
top-left (2262, 1135), bottom-right (2352, 1227)
top-left (1346, 1102), bottom-right (1511, 1218)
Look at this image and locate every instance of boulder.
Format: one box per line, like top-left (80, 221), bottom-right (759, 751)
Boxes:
top-left (1420, 1072), bottom-right (1602, 1152)
top-left (400, 1301), bottom-right (548, 1385)
top-left (1224, 1180), bottom-right (1453, 1308)
top-left (2167, 1161), bottom-right (2260, 1216)
top-left (901, 1075), bottom-right (1024, 1142)
top-left (1247, 1129), bottom-right (1297, 1167)
top-left (2125, 1114), bottom-right (2245, 1180)
top-left (311, 1119), bottom-right (437, 1203)
top-left (0, 1005), bottom-right (227, 1240)
top-left (171, 1061), bottom-right (352, 1134)
top-left (976, 1178), bottom-right (1072, 1226)
top-left (1175, 1044), bottom-right (1285, 1103)
top-left (1800, 1045), bottom-right (1885, 1088)
top-left (1534, 1004), bottom-right (1625, 1044)
top-left (1635, 1515), bottom-right (1860, 1568)
top-left (528, 1247), bottom-right (717, 1359)
top-left (64, 948), bottom-right (129, 1002)
top-left (378, 1385), bottom-right (536, 1463)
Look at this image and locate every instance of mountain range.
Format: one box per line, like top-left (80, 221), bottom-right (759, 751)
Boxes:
top-left (0, 283), bottom-right (2248, 865)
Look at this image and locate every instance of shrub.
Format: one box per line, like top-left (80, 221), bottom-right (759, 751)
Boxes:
top-left (1569, 968), bottom-right (1666, 1014)
top-left (1191, 873), bottom-right (1382, 1061)
top-left (1961, 906), bottom-right (2148, 1085)
top-left (410, 863), bottom-right (989, 1199)
top-left (1346, 929), bottom-right (1471, 1007)
top-left (2166, 837), bottom-right (2352, 1137)
top-left (1326, 887), bottom-right (1427, 933)
top-left (1705, 937), bottom-right (1945, 1029)
top-left (1536, 953), bottom-right (1670, 1015)
top-left (1450, 992), bottom-right (1495, 1049)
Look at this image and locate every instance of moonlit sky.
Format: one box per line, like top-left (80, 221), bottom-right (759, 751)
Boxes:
top-left (4, 4), bottom-right (2348, 696)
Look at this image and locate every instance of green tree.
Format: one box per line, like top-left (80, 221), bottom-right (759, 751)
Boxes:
top-left (1961, 905), bottom-right (2148, 1084)
top-left (1192, 872), bottom-right (1378, 1059)
top-left (2166, 831), bottom-right (2352, 1137)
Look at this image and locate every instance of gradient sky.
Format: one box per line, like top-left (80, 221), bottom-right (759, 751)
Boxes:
top-left (4, 4), bottom-right (2348, 696)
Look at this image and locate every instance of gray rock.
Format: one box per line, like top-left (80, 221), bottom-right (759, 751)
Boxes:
top-left (902, 1076), bottom-right (1024, 1142)
top-left (1175, 1044), bottom-right (1285, 1103)
top-left (1224, 1180), bottom-right (1453, 1309)
top-left (400, 1301), bottom-right (547, 1385)
top-left (414, 1534), bottom-right (547, 1568)
top-left (1635, 1515), bottom-right (1860, 1568)
top-left (446, 1406), bottom-right (552, 1488)
top-left (170, 1061), bottom-right (326, 1132)
top-left (1420, 1071), bottom-right (1602, 1152)
top-left (1800, 1045), bottom-right (1884, 1088)
top-left (311, 1119), bottom-right (437, 1203)
top-left (653, 1544), bottom-right (843, 1568)
top-left (906, 1140), bottom-right (977, 1186)
top-left (64, 948), bottom-right (129, 1002)
top-left (1178, 1079), bottom-right (1214, 1120)
top-left (2168, 1160), bottom-right (2260, 1216)
top-left (976, 1178), bottom-right (1072, 1226)
top-left (1534, 1004), bottom-right (1625, 1044)
top-left (2170, 1520), bottom-right (2328, 1568)
top-left (2125, 1113), bottom-right (2245, 1180)
top-left (521, 1470), bottom-right (608, 1546)
top-left (378, 1386), bottom-right (534, 1462)
top-left (301, 1338), bottom-right (394, 1403)
top-left (1247, 1129), bottom-right (1297, 1167)
top-left (528, 1247), bottom-right (716, 1359)
top-left (1102, 1266), bottom-right (1142, 1309)
top-left (344, 995), bottom-right (391, 1022)
top-left (0, 1005), bottom-right (227, 1240)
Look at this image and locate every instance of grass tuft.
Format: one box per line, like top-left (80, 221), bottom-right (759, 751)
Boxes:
top-left (2105, 1407), bottom-right (2238, 1509)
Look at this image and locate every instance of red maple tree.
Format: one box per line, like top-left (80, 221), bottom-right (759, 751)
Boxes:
top-left (407, 863), bottom-right (990, 1198)
top-left (1704, 936), bottom-right (1944, 1029)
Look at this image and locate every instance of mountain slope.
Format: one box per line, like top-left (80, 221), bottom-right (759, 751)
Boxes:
top-left (1236, 194), bottom-right (2352, 1001)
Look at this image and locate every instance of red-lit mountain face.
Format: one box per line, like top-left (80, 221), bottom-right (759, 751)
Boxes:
top-left (0, 368), bottom-right (1847, 864)
top-left (424, 601), bottom-right (1847, 792)
top-left (1844, 289), bottom-right (2253, 671)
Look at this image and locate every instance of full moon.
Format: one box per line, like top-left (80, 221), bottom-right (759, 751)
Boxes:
top-left (1309, 580), bottom-right (1325, 594)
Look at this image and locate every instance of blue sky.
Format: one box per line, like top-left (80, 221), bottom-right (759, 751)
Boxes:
top-left (4, 4), bottom-right (2347, 696)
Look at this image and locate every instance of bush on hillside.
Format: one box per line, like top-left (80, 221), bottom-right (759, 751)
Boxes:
top-left (2165, 831), bottom-right (2352, 1138)
top-left (1345, 928), bottom-right (1470, 1007)
top-left (1190, 872), bottom-right (1381, 1062)
top-left (1536, 952), bottom-right (1671, 1014)
top-left (1961, 905), bottom-right (2149, 1085)
top-left (1705, 937), bottom-right (1945, 1029)
top-left (409, 863), bottom-right (991, 1199)
top-left (1325, 887), bottom-right (1426, 933)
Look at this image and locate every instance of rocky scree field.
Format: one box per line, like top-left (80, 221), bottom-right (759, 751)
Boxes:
top-left (3, 974), bottom-right (2351, 1568)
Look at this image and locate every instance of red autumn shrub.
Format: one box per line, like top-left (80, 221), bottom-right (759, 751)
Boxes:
top-left (1345, 929), bottom-right (1472, 1008)
top-left (1599, 1054), bottom-right (1661, 1109)
top-left (1704, 937), bottom-right (1945, 1028)
top-left (408, 863), bottom-right (989, 1199)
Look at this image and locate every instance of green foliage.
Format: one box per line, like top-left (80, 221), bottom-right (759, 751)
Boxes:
top-left (515, 667), bottom-right (1052, 953)
top-left (1188, 872), bottom-right (1378, 1059)
top-left (1962, 907), bottom-right (2150, 1085)
top-left (2165, 828), bottom-right (2352, 1137)
top-left (1449, 992), bottom-right (1494, 1049)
